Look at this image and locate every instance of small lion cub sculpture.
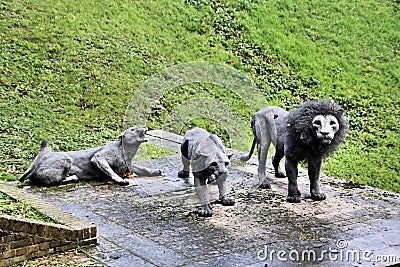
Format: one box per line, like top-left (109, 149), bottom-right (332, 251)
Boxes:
top-left (19, 126), bottom-right (161, 186)
top-left (241, 100), bottom-right (348, 203)
top-left (178, 128), bottom-right (235, 217)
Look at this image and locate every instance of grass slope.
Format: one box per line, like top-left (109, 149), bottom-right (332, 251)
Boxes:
top-left (0, 0), bottom-right (399, 192)
top-left (0, 192), bottom-right (58, 223)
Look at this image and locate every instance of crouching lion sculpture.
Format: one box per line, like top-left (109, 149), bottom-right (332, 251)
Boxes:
top-left (19, 126), bottom-right (161, 186)
top-left (241, 100), bottom-right (348, 203)
top-left (178, 127), bottom-right (235, 217)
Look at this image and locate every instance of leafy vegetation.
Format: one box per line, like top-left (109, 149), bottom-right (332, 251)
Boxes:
top-left (21, 249), bottom-right (99, 267)
top-left (0, 0), bottom-right (399, 192)
top-left (0, 192), bottom-right (59, 223)
top-left (136, 143), bottom-right (178, 160)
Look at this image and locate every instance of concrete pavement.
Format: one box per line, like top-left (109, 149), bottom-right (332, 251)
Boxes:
top-left (25, 130), bottom-right (400, 266)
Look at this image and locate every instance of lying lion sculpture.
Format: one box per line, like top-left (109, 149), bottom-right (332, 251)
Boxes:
top-left (19, 126), bottom-right (161, 186)
top-left (241, 100), bottom-right (348, 203)
top-left (178, 127), bottom-right (235, 217)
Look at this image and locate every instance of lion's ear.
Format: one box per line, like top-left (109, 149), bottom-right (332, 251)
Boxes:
top-left (118, 134), bottom-right (124, 143)
top-left (333, 104), bottom-right (344, 115)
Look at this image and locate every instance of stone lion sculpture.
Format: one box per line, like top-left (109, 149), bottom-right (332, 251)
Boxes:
top-left (178, 127), bottom-right (235, 217)
top-left (241, 100), bottom-right (348, 203)
top-left (19, 126), bottom-right (161, 186)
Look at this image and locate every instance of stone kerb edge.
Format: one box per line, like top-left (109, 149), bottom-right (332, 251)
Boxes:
top-left (0, 215), bottom-right (96, 242)
top-left (0, 182), bottom-right (97, 265)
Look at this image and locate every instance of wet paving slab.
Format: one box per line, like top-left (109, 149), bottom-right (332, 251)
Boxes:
top-left (26, 131), bottom-right (400, 266)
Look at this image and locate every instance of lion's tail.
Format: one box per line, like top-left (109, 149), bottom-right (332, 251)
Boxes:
top-left (240, 138), bottom-right (256, 162)
top-left (19, 139), bottom-right (47, 182)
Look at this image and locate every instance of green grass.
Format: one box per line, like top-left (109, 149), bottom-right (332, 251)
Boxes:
top-left (0, 0), bottom-right (399, 193)
top-left (0, 192), bottom-right (59, 223)
top-left (136, 143), bottom-right (178, 160)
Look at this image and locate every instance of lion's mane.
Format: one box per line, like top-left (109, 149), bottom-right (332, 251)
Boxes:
top-left (284, 100), bottom-right (349, 160)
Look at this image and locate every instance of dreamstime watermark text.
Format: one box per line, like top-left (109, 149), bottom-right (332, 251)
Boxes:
top-left (123, 62), bottom-right (269, 199)
top-left (257, 240), bottom-right (399, 265)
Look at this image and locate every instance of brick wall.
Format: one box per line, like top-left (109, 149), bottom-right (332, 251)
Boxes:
top-left (0, 228), bottom-right (95, 266)
top-left (0, 183), bottom-right (97, 266)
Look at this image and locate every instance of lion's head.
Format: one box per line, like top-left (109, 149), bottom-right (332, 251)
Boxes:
top-left (120, 126), bottom-right (148, 145)
top-left (286, 100), bottom-right (348, 156)
top-left (191, 134), bottom-right (231, 180)
top-left (312, 114), bottom-right (339, 145)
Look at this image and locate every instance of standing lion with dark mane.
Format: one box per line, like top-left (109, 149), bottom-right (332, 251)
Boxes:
top-left (241, 100), bottom-right (348, 203)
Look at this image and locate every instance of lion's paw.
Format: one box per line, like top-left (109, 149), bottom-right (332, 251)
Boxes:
top-left (197, 204), bottom-right (212, 217)
top-left (287, 194), bottom-right (301, 203)
top-left (220, 196), bottom-right (235, 206)
top-left (275, 171), bottom-right (286, 178)
top-left (311, 193), bottom-right (326, 201)
top-left (116, 179), bottom-right (129, 186)
top-left (178, 170), bottom-right (190, 178)
top-left (259, 180), bottom-right (271, 189)
top-left (198, 210), bottom-right (212, 217)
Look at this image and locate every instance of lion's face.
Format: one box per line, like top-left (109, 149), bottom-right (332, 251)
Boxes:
top-left (205, 154), bottom-right (231, 180)
top-left (312, 115), bottom-right (339, 145)
top-left (122, 126), bottom-right (148, 144)
top-left (191, 138), bottom-right (231, 179)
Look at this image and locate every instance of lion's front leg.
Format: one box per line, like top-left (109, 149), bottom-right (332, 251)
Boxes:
top-left (308, 157), bottom-right (326, 201)
top-left (131, 164), bottom-right (162, 177)
top-left (91, 157), bottom-right (129, 185)
top-left (215, 173), bottom-right (235, 206)
top-left (194, 174), bottom-right (212, 217)
top-left (285, 157), bottom-right (301, 203)
top-left (178, 140), bottom-right (190, 178)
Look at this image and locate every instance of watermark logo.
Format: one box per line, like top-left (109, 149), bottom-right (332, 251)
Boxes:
top-left (122, 62), bottom-right (271, 202)
top-left (336, 239), bottom-right (348, 249)
top-left (257, 239), bottom-right (399, 265)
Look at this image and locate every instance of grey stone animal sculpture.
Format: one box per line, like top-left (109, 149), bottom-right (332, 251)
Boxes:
top-left (241, 100), bottom-right (348, 203)
top-left (19, 126), bottom-right (161, 186)
top-left (178, 127), bottom-right (235, 217)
